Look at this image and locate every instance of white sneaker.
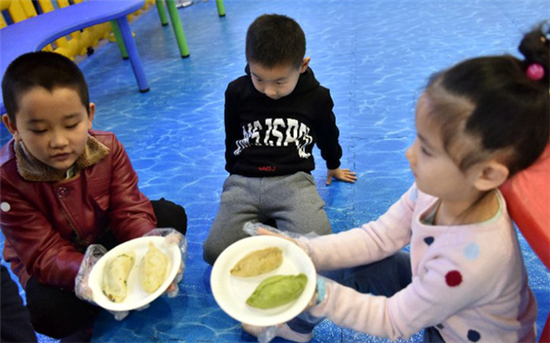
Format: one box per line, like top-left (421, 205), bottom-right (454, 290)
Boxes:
top-left (242, 323), bottom-right (313, 342)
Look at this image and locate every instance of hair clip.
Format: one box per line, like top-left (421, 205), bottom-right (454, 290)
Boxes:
top-left (526, 63), bottom-right (545, 81)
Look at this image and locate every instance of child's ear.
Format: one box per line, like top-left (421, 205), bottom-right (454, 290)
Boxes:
top-left (87, 103), bottom-right (95, 130)
top-left (300, 57), bottom-right (311, 73)
top-left (2, 114), bottom-right (20, 141)
top-left (473, 161), bottom-right (509, 191)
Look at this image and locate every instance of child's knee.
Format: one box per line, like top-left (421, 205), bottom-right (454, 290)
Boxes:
top-left (151, 198), bottom-right (187, 235)
top-left (202, 239), bottom-right (222, 266)
top-left (293, 213), bottom-right (331, 236)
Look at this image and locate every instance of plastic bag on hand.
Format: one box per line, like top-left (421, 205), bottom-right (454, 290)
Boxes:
top-left (74, 244), bottom-right (130, 320)
top-left (242, 221), bottom-right (320, 240)
top-left (242, 221), bottom-right (319, 257)
top-left (143, 227), bottom-right (188, 297)
top-left (75, 244), bottom-right (106, 302)
top-left (258, 326), bottom-right (279, 343)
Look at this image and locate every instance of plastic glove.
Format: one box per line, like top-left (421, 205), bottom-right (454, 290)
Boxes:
top-left (257, 325), bottom-right (279, 343)
top-left (75, 244), bottom-right (130, 320)
top-left (75, 244), bottom-right (106, 302)
top-left (242, 221), bottom-right (317, 256)
top-left (142, 227), bottom-right (188, 298)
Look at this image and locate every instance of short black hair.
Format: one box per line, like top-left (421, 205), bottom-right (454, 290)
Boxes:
top-left (245, 14), bottom-right (306, 69)
top-left (425, 22), bottom-right (549, 176)
top-left (2, 51), bottom-right (90, 123)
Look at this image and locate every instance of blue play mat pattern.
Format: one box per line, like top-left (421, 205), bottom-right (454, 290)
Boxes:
top-left (1, 1), bottom-right (548, 342)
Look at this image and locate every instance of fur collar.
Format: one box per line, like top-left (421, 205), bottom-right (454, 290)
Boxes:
top-left (15, 135), bottom-right (110, 182)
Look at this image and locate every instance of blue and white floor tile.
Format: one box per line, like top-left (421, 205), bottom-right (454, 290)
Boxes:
top-left (1, 1), bottom-right (548, 342)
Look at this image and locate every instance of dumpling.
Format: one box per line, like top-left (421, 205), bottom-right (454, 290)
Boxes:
top-left (246, 273), bottom-right (308, 309)
top-left (139, 242), bottom-right (169, 293)
top-left (102, 252), bottom-right (135, 303)
top-left (230, 247), bottom-right (283, 277)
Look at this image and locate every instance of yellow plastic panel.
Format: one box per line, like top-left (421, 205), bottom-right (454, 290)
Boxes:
top-left (37, 0), bottom-right (55, 13)
top-left (3, 1), bottom-right (27, 22)
top-left (56, 0), bottom-right (70, 8)
top-left (20, 0), bottom-right (37, 18)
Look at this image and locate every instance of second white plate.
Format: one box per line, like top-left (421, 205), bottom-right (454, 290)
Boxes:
top-left (211, 235), bottom-right (316, 326)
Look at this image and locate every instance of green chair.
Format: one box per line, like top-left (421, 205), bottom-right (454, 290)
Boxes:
top-left (155, 0), bottom-right (226, 58)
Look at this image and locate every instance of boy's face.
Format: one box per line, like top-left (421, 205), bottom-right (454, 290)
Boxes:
top-left (249, 57), bottom-right (310, 100)
top-left (2, 86), bottom-right (95, 174)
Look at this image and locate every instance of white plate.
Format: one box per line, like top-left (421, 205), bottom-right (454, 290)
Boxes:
top-left (211, 236), bottom-right (316, 326)
top-left (88, 236), bottom-right (181, 312)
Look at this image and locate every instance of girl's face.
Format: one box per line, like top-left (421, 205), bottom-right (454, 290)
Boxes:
top-left (405, 93), bottom-right (478, 202)
top-left (2, 86), bottom-right (94, 174)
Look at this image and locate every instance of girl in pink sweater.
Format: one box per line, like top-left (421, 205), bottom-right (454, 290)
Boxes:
top-left (244, 21), bottom-right (549, 343)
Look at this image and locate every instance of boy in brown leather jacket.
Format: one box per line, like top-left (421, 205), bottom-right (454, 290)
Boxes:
top-left (0, 51), bottom-right (187, 341)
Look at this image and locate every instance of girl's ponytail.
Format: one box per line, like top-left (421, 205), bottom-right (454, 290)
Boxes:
top-left (519, 20), bottom-right (550, 86)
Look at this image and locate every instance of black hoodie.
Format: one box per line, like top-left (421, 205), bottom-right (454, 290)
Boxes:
top-left (224, 66), bottom-right (342, 177)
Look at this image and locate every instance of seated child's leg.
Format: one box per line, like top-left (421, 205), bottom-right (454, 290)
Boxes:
top-left (203, 175), bottom-right (262, 265)
top-left (25, 277), bottom-right (100, 339)
top-left (423, 326), bottom-right (446, 343)
top-left (285, 313), bottom-right (322, 338)
top-left (264, 172), bottom-right (331, 236)
top-left (242, 322), bottom-right (314, 343)
top-left (334, 250), bottom-right (412, 297)
top-left (1, 265), bottom-right (37, 343)
top-left (151, 198), bottom-right (188, 235)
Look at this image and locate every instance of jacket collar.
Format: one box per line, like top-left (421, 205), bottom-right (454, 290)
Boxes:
top-left (15, 135), bottom-right (110, 182)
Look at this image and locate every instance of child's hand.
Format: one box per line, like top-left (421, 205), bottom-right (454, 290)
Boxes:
top-left (257, 227), bottom-right (299, 246)
top-left (244, 222), bottom-right (312, 255)
top-left (326, 168), bottom-right (358, 185)
top-left (75, 273), bottom-right (94, 302)
top-left (75, 244), bottom-right (107, 302)
top-left (165, 258), bottom-right (185, 298)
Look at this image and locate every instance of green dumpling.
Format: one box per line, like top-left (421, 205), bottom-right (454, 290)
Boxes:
top-left (246, 273), bottom-right (308, 309)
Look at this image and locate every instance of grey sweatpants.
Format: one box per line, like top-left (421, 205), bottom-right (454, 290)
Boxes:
top-left (203, 172), bottom-right (331, 265)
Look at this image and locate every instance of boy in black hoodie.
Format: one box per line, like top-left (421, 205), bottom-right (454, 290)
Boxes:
top-left (203, 14), bottom-right (356, 265)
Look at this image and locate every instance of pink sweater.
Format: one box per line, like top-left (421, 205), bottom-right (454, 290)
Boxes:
top-left (305, 185), bottom-right (537, 342)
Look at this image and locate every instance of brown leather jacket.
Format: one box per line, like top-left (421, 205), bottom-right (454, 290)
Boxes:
top-left (0, 130), bottom-right (157, 290)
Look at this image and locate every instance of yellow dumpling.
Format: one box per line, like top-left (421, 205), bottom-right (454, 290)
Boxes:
top-left (230, 247), bottom-right (283, 277)
top-left (102, 252), bottom-right (135, 303)
top-left (139, 242), bottom-right (169, 293)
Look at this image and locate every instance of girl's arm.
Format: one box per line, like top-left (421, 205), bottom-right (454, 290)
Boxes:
top-left (303, 186), bottom-right (417, 271)
top-left (310, 255), bottom-right (483, 339)
top-left (308, 211), bottom-right (524, 340)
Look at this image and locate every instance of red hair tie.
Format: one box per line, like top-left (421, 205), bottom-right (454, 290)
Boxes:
top-left (526, 63), bottom-right (545, 81)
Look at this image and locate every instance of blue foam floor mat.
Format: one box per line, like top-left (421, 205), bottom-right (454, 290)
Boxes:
top-left (1, 1), bottom-right (548, 342)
